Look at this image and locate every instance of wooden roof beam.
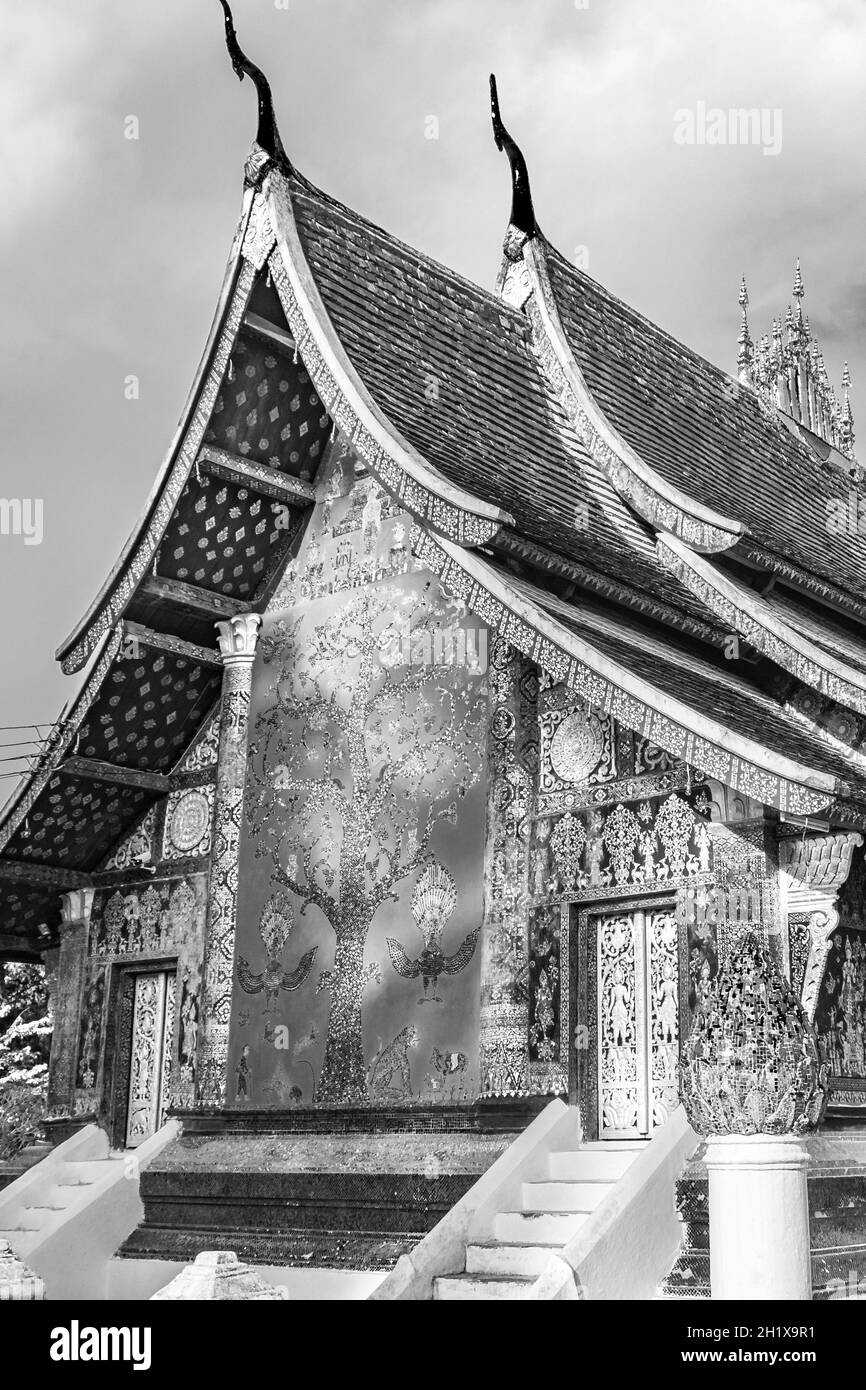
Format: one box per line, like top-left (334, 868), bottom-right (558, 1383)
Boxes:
top-left (0, 859), bottom-right (92, 890)
top-left (138, 574), bottom-right (247, 621)
top-left (121, 620), bottom-right (222, 669)
top-left (58, 758), bottom-right (170, 795)
top-left (198, 444), bottom-right (315, 505)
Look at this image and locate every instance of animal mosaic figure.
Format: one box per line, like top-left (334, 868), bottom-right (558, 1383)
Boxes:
top-left (367, 1025), bottom-right (418, 1102)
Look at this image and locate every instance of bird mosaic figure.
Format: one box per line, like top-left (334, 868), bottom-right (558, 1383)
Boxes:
top-left (237, 892), bottom-right (317, 1013)
top-left (386, 861), bottom-right (478, 1002)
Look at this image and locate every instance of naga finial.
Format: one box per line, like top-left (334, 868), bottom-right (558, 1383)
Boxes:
top-left (218, 0), bottom-right (293, 175)
top-left (489, 74), bottom-right (537, 239)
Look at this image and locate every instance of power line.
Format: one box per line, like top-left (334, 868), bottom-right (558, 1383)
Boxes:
top-left (0, 739), bottom-right (48, 751)
top-left (0, 754), bottom-right (40, 766)
top-left (0, 724), bottom-right (55, 733)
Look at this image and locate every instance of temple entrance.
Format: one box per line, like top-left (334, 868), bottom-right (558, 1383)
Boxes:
top-left (124, 969), bottom-right (176, 1149)
top-left (572, 898), bottom-right (682, 1140)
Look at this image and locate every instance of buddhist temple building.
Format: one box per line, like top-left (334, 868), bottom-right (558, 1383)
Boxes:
top-left (1, 6), bottom-right (865, 1301)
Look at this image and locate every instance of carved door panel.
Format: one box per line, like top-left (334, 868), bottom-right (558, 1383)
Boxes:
top-left (597, 909), bottom-right (679, 1139)
top-left (125, 971), bottom-right (175, 1149)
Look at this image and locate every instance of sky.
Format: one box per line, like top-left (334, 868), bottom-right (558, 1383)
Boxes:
top-left (1, 0), bottom-right (864, 800)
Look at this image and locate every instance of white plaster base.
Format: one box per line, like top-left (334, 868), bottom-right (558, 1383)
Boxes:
top-left (704, 1134), bottom-right (811, 1301)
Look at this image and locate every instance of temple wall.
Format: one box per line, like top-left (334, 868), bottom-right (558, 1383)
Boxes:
top-left (227, 442), bottom-right (488, 1107)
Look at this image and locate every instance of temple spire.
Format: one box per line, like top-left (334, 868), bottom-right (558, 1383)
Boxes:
top-left (489, 74), bottom-right (537, 239)
top-left (737, 276), bottom-right (753, 384)
top-left (218, 0), bottom-right (293, 176)
top-left (743, 260), bottom-right (857, 462)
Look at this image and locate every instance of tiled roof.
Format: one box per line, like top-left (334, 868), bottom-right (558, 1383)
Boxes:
top-left (544, 243), bottom-right (866, 601)
top-left (502, 567), bottom-right (866, 799)
top-left (290, 186), bottom-right (723, 630)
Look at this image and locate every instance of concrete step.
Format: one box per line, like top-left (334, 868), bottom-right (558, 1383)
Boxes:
top-left (522, 1179), bottom-right (612, 1213)
top-left (434, 1274), bottom-right (534, 1300)
top-left (494, 1209), bottom-right (589, 1244)
top-left (466, 1242), bottom-right (557, 1278)
top-left (548, 1149), bottom-right (637, 1181)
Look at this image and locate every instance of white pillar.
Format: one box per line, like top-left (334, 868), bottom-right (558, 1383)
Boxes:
top-left (705, 1134), bottom-right (811, 1300)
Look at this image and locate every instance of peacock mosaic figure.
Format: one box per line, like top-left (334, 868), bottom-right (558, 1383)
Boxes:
top-left (385, 861), bottom-right (479, 1002)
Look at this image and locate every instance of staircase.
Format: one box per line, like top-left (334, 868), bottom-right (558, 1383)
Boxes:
top-left (433, 1141), bottom-right (647, 1300)
top-left (0, 1121), bottom-right (179, 1299)
top-left (0, 1145), bottom-right (128, 1260)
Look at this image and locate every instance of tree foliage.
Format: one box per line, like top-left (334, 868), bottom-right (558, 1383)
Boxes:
top-left (0, 962), bottom-right (52, 1158)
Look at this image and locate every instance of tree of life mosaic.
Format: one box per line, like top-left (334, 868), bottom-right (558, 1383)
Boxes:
top-left (246, 584), bottom-right (486, 1103)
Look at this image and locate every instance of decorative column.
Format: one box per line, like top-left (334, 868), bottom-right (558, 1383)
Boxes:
top-left (45, 889), bottom-right (93, 1122)
top-left (681, 933), bottom-right (824, 1300)
top-left (478, 639), bottom-right (534, 1097)
top-left (196, 613), bottom-right (263, 1107)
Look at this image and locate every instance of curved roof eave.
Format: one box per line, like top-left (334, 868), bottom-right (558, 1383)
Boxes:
top-left (0, 627), bottom-right (124, 853)
top-left (263, 171), bottom-right (514, 547)
top-left (658, 535), bottom-right (866, 716)
top-left (515, 235), bottom-right (745, 555)
top-left (55, 185), bottom-right (261, 675)
top-left (412, 523), bottom-right (845, 817)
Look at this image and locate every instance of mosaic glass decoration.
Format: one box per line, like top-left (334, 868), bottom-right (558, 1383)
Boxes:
top-left (549, 709), bottom-right (605, 784)
top-left (680, 932), bottom-right (825, 1136)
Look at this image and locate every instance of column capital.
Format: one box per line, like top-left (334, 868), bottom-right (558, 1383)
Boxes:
top-left (59, 887), bottom-right (94, 928)
top-left (215, 613), bottom-right (263, 666)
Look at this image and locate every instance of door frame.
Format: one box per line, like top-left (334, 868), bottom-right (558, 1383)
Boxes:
top-left (104, 957), bottom-right (179, 1150)
top-left (562, 892), bottom-right (687, 1140)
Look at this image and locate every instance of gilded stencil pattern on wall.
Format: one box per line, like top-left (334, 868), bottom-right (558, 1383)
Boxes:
top-left (247, 584), bottom-right (486, 1103)
top-left (543, 791), bottom-right (709, 898)
top-left (98, 806), bottom-right (157, 872)
top-left (92, 878), bottom-right (200, 957)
